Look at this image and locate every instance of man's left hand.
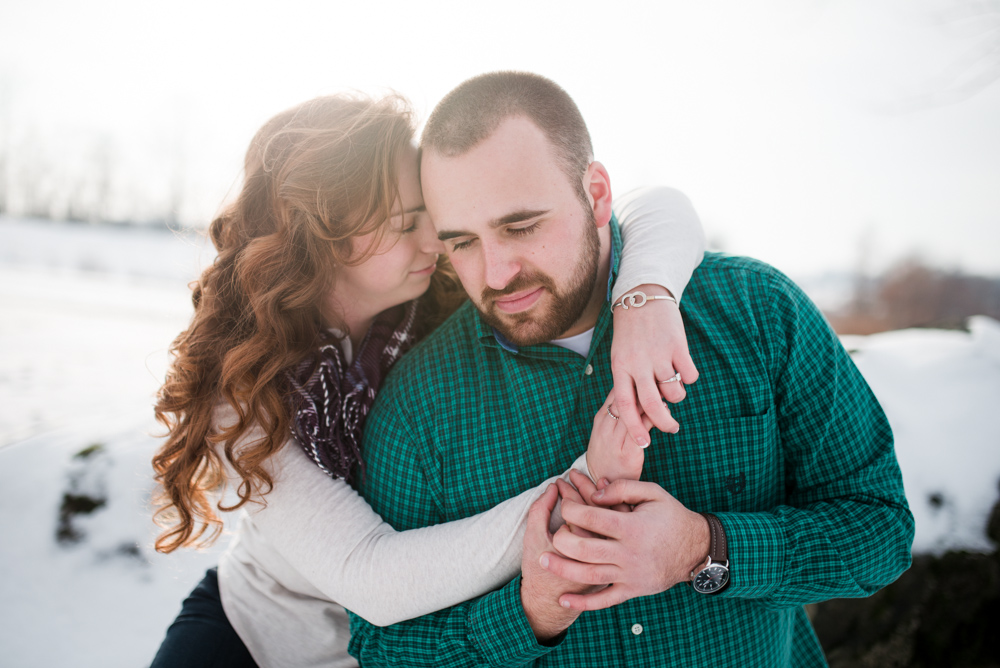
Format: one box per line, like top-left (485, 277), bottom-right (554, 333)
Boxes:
top-left (538, 478), bottom-right (710, 612)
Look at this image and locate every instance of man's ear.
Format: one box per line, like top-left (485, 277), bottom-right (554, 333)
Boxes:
top-left (584, 161), bottom-right (613, 228)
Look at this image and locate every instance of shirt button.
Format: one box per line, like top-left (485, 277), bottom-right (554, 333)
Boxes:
top-left (584, 364), bottom-right (594, 376)
top-left (631, 623), bottom-right (643, 635)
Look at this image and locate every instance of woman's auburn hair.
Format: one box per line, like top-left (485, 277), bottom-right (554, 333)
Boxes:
top-left (152, 93), bottom-right (465, 553)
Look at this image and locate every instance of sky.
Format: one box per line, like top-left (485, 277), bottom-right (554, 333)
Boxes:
top-left (0, 0), bottom-right (998, 278)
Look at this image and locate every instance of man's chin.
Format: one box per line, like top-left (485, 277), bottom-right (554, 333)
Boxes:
top-left (493, 323), bottom-right (550, 347)
top-left (482, 309), bottom-right (562, 347)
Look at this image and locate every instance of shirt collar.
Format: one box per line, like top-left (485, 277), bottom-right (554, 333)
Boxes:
top-left (473, 214), bottom-right (623, 354)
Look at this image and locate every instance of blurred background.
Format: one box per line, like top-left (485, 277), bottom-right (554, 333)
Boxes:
top-left (0, 1), bottom-right (998, 666)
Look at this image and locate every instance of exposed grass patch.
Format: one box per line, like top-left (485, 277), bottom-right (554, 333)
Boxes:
top-left (73, 443), bottom-right (105, 459)
top-left (56, 493), bottom-right (107, 544)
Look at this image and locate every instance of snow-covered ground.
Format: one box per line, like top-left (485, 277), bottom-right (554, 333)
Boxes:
top-left (1, 218), bottom-right (998, 667)
top-left (843, 317), bottom-right (1000, 554)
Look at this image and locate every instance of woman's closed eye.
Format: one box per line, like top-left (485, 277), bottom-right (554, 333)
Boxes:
top-left (395, 213), bottom-right (421, 234)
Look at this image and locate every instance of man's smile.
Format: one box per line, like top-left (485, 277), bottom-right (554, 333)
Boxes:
top-left (492, 287), bottom-right (544, 314)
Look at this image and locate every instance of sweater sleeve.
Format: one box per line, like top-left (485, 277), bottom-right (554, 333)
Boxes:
top-left (612, 186), bottom-right (706, 304)
top-left (235, 429), bottom-right (589, 627)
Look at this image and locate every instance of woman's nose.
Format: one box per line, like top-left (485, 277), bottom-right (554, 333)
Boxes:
top-left (420, 217), bottom-right (445, 254)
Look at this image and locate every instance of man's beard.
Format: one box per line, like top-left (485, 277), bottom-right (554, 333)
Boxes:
top-left (476, 215), bottom-right (601, 347)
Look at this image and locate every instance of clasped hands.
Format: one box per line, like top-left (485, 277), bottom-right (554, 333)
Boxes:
top-left (521, 471), bottom-right (711, 640)
top-left (520, 286), bottom-right (709, 640)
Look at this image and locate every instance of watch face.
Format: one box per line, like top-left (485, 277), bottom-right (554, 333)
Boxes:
top-left (693, 565), bottom-right (729, 594)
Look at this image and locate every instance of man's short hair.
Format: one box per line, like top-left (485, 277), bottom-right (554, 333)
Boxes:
top-left (421, 72), bottom-right (594, 194)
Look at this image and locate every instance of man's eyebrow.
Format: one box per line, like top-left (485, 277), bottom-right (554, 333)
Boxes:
top-left (437, 209), bottom-right (550, 242)
top-left (490, 209), bottom-right (549, 228)
top-left (437, 229), bottom-right (469, 241)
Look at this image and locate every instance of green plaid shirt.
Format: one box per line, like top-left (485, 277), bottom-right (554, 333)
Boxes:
top-left (350, 221), bottom-right (913, 667)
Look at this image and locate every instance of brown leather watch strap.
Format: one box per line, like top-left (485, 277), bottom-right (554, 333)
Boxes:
top-left (701, 513), bottom-right (728, 563)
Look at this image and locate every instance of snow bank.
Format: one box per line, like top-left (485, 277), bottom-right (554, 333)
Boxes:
top-left (843, 316), bottom-right (1000, 554)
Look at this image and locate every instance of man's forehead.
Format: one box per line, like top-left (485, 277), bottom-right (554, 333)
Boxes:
top-left (421, 119), bottom-right (563, 228)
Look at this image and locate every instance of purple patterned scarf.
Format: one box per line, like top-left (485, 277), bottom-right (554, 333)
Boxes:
top-left (285, 300), bottom-right (418, 485)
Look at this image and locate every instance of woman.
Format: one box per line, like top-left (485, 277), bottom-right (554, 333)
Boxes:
top-left (150, 93), bottom-right (704, 667)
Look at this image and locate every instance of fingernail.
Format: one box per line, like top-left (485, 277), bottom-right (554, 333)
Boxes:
top-left (561, 599), bottom-right (571, 608)
top-left (594, 489), bottom-right (604, 499)
top-left (539, 554), bottom-right (549, 568)
top-left (672, 425), bottom-right (680, 434)
top-left (635, 436), bottom-right (649, 447)
top-left (600, 478), bottom-right (611, 487)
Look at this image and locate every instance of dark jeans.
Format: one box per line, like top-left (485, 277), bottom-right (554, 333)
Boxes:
top-left (150, 567), bottom-right (258, 668)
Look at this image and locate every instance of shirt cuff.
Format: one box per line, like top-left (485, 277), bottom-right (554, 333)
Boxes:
top-left (710, 512), bottom-right (786, 600)
top-left (468, 575), bottom-right (562, 665)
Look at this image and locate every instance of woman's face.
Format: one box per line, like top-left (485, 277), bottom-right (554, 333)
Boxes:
top-left (327, 145), bottom-right (445, 328)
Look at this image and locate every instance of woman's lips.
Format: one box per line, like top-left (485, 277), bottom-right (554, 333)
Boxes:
top-left (493, 287), bottom-right (544, 314)
top-left (410, 262), bottom-right (437, 276)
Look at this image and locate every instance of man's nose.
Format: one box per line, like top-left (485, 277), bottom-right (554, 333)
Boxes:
top-left (482, 241), bottom-right (521, 290)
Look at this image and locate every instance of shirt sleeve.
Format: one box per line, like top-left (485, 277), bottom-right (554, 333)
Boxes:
top-left (612, 186), bottom-right (706, 304)
top-left (712, 267), bottom-right (914, 608)
top-left (346, 389), bottom-right (564, 667)
top-left (238, 430), bottom-right (589, 627)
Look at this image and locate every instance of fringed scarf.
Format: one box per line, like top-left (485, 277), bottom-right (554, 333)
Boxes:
top-left (285, 300), bottom-right (418, 485)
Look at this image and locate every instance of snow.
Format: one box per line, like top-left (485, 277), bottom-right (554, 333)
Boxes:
top-left (1, 218), bottom-right (998, 667)
top-left (842, 316), bottom-right (1000, 555)
top-left (0, 424), bottom-right (229, 668)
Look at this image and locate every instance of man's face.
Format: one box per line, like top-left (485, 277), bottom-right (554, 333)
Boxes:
top-left (421, 116), bottom-right (604, 346)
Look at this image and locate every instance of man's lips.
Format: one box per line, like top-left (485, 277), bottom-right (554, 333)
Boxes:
top-left (493, 287), bottom-right (544, 314)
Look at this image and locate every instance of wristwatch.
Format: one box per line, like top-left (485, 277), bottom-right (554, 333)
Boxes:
top-left (691, 513), bottom-right (730, 594)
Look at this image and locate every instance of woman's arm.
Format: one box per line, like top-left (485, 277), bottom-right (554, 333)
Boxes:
top-left (613, 185), bottom-right (706, 305)
top-left (241, 435), bottom-right (589, 627)
top-left (610, 186), bottom-right (705, 449)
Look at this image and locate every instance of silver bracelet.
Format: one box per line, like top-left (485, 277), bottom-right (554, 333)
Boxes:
top-left (612, 290), bottom-right (677, 311)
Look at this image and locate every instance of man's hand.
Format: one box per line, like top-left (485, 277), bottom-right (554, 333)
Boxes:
top-left (611, 283), bottom-right (699, 447)
top-left (538, 479), bottom-right (710, 612)
top-left (520, 484), bottom-right (601, 640)
top-left (586, 392), bottom-right (652, 484)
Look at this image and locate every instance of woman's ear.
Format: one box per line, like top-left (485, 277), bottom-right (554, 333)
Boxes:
top-left (583, 161), bottom-right (613, 228)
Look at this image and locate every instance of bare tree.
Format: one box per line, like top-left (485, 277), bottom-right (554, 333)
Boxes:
top-left (0, 78), bottom-right (10, 216)
top-left (16, 129), bottom-right (56, 220)
top-left (830, 255), bottom-right (1000, 333)
top-left (92, 135), bottom-right (114, 223)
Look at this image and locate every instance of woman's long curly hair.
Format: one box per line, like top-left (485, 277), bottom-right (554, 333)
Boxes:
top-left (152, 94), bottom-right (464, 553)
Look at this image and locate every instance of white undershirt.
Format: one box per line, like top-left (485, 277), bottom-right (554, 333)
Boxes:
top-left (549, 327), bottom-right (595, 357)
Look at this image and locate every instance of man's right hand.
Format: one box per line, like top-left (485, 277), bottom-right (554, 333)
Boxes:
top-left (520, 484), bottom-right (602, 640)
top-left (541, 478), bottom-right (710, 612)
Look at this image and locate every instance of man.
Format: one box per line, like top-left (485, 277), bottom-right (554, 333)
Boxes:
top-left (349, 71), bottom-right (913, 666)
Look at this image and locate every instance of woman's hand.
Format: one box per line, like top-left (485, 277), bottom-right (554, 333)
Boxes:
top-left (586, 391), bottom-right (652, 484)
top-left (610, 283), bottom-right (699, 447)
